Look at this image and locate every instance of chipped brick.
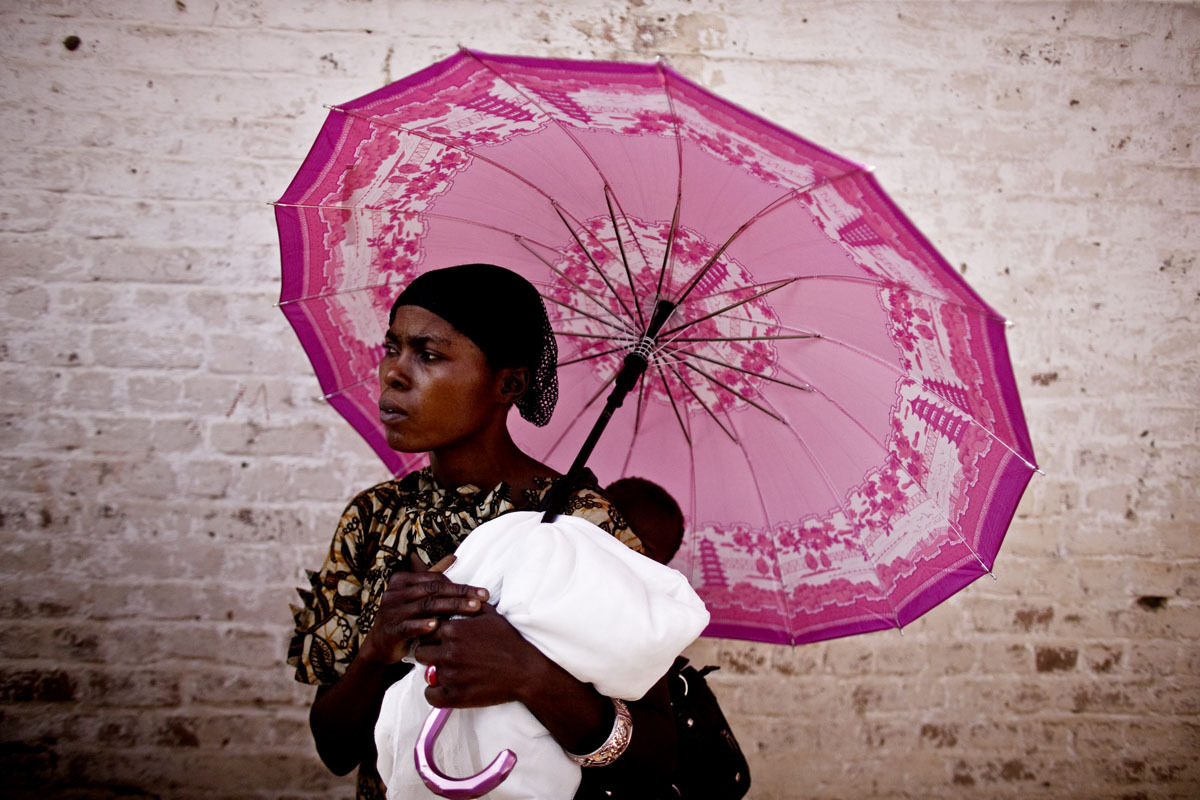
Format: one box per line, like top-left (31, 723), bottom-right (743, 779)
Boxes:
top-left (1035, 646), bottom-right (1080, 672)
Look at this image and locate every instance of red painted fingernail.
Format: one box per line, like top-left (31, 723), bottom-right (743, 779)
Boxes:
top-left (425, 664), bottom-right (437, 687)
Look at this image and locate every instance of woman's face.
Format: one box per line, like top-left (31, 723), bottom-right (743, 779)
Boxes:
top-left (378, 305), bottom-right (507, 454)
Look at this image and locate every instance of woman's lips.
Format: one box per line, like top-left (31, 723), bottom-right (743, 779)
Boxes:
top-left (379, 405), bottom-right (408, 424)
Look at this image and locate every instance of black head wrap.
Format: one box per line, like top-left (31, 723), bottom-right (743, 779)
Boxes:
top-left (389, 264), bottom-right (558, 427)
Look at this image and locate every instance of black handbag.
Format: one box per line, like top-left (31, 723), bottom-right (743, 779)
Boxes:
top-left (663, 656), bottom-right (751, 799)
top-left (574, 656), bottom-right (750, 800)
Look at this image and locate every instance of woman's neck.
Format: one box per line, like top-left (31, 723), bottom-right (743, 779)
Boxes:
top-left (427, 431), bottom-right (556, 496)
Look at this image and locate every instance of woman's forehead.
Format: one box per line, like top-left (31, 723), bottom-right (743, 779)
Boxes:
top-left (388, 305), bottom-right (485, 355)
top-left (390, 305), bottom-right (456, 334)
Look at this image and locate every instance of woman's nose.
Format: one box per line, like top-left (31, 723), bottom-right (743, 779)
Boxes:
top-left (381, 355), bottom-right (410, 389)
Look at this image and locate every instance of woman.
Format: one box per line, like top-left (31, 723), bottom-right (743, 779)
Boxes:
top-left (288, 264), bottom-right (677, 799)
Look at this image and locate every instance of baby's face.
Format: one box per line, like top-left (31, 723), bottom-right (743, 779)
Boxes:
top-left (618, 499), bottom-right (684, 566)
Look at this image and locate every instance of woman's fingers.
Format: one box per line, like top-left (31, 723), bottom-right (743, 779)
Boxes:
top-left (386, 569), bottom-right (488, 603)
top-left (375, 571), bottom-right (490, 642)
top-left (383, 571), bottom-right (488, 617)
top-left (414, 605), bottom-right (537, 709)
top-left (429, 554), bottom-right (456, 573)
top-left (363, 569), bottom-right (490, 664)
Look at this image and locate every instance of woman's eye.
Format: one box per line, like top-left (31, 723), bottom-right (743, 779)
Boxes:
top-left (382, 341), bottom-right (400, 355)
top-left (418, 351), bottom-right (440, 362)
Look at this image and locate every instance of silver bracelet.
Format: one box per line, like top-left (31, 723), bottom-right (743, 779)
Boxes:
top-left (566, 697), bottom-right (633, 767)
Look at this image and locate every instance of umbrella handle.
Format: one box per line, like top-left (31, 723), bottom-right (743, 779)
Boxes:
top-left (415, 706), bottom-right (518, 799)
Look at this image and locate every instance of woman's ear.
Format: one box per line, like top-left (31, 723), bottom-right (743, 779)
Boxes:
top-left (497, 366), bottom-right (530, 405)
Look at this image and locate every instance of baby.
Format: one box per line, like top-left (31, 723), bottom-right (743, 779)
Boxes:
top-left (373, 508), bottom-right (708, 799)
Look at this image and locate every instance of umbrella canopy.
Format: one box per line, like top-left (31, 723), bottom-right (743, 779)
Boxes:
top-left (275, 48), bottom-right (1037, 646)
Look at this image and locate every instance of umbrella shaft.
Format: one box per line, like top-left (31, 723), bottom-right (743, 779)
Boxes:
top-left (541, 300), bottom-right (675, 521)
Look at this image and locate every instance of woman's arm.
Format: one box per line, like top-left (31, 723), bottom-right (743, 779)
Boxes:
top-left (308, 565), bottom-right (490, 775)
top-left (523, 645), bottom-right (678, 783)
top-left (309, 657), bottom-right (411, 775)
top-left (416, 603), bottom-right (678, 781)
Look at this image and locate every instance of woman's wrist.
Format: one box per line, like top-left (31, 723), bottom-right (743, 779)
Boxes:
top-left (514, 645), bottom-right (618, 755)
top-left (357, 632), bottom-right (403, 665)
top-left (566, 697), bottom-right (633, 767)
top-left (511, 638), bottom-right (556, 706)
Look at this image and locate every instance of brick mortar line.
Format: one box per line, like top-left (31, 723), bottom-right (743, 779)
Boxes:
top-left (0, 741), bottom-right (326, 756)
top-left (0, 658), bottom-right (295, 671)
top-left (10, 187), bottom-right (1196, 212)
top-left (0, 577), bottom-right (333, 590)
top-left (17, 184), bottom-right (1181, 209)
top-left (15, 137), bottom-right (1193, 168)
top-left (0, 702), bottom-right (309, 716)
top-left (1, 278), bottom-right (283, 291)
top-left (6, 53), bottom-right (1191, 86)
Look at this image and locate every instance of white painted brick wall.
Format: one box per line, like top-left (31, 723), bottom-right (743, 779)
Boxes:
top-left (1, 1), bottom-right (1197, 797)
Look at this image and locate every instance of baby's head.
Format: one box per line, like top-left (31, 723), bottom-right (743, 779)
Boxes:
top-left (604, 477), bottom-right (684, 566)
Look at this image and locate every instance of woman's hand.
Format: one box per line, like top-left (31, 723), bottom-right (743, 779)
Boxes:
top-left (413, 602), bottom-right (539, 708)
top-left (359, 557), bottom-right (490, 665)
top-left (412, 596), bottom-right (678, 784)
top-left (308, 557), bottom-right (490, 775)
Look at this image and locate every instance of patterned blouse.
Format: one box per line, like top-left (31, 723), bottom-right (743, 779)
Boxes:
top-left (288, 467), bottom-right (641, 799)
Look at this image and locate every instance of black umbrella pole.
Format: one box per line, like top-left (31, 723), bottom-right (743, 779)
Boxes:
top-left (541, 300), bottom-right (675, 522)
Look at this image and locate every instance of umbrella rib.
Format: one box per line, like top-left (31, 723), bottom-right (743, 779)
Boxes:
top-left (662, 358), bottom-right (737, 443)
top-left (656, 191), bottom-right (683, 309)
top-left (697, 314), bottom-right (819, 338)
top-left (775, 363), bottom-right (996, 575)
top-left (553, 203), bottom-right (641, 329)
top-left (793, 331), bottom-right (1038, 471)
top-left (621, 376), bottom-right (650, 477)
top-left (423, 210), bottom-right (634, 293)
top-left (654, 59), bottom-right (686, 308)
top-left (674, 276), bottom-right (795, 305)
top-left (604, 186), bottom-right (647, 330)
top-left (673, 167), bottom-right (863, 309)
top-left (271, 204), bottom-right (563, 256)
top-left (665, 272), bottom-right (996, 323)
top-left (327, 104), bottom-right (560, 205)
top-left (663, 278), bottom-right (799, 337)
top-left (674, 360), bottom-right (783, 422)
top-left (754, 391), bottom-right (907, 633)
top-left (672, 169), bottom-right (849, 307)
top-left (604, 186), bottom-right (658, 308)
top-left (668, 334), bottom-right (817, 343)
top-left (661, 344), bottom-right (815, 394)
top-left (461, 47), bottom-right (657, 324)
top-left (277, 279), bottom-right (408, 307)
top-left (549, 203), bottom-right (654, 315)
top-left (651, 359), bottom-right (693, 447)
top-left (461, 48), bottom-right (615, 196)
top-left (318, 373), bottom-right (376, 402)
top-left (553, 330), bottom-right (636, 342)
top-left (275, 204), bottom-right (643, 337)
top-left (718, 405), bottom-right (800, 641)
top-left (557, 345), bottom-right (626, 368)
top-left (787, 274), bottom-right (1008, 322)
top-left (515, 237), bottom-right (639, 337)
top-left (542, 298), bottom-right (636, 338)
top-left (325, 105), bottom-right (637, 296)
top-left (675, 317), bottom-right (1036, 469)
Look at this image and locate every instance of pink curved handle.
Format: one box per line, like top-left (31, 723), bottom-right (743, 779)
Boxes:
top-left (415, 706), bottom-right (518, 799)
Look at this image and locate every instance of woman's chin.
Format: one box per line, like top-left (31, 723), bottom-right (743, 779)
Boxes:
top-left (384, 431), bottom-right (426, 454)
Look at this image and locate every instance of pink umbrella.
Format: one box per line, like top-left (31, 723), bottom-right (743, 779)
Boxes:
top-left (275, 48), bottom-right (1038, 649)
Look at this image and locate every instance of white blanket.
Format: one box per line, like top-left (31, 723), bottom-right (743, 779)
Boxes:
top-left (374, 510), bottom-right (710, 799)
